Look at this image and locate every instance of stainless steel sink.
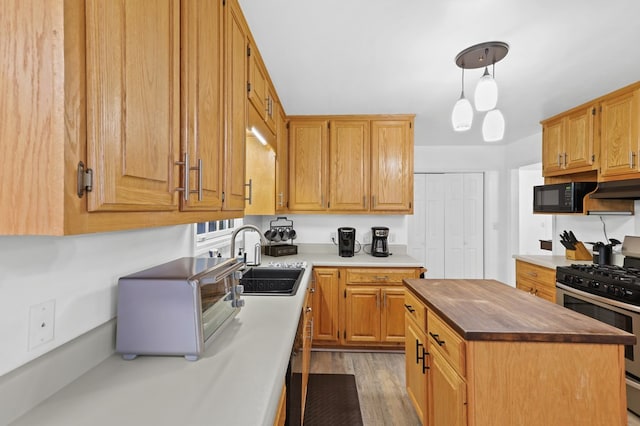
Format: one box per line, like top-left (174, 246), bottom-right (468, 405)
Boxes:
top-left (240, 267), bottom-right (305, 296)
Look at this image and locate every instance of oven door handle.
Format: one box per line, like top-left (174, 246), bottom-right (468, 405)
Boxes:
top-left (627, 377), bottom-right (640, 391)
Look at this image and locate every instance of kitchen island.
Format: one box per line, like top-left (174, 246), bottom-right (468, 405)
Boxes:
top-left (404, 278), bottom-right (636, 426)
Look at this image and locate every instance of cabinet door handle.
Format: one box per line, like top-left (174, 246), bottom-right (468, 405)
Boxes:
top-left (194, 158), bottom-right (203, 201)
top-left (374, 276), bottom-right (389, 281)
top-left (429, 332), bottom-right (445, 347)
top-left (404, 303), bottom-right (415, 313)
top-left (278, 192), bottom-right (284, 207)
top-left (416, 339), bottom-right (423, 364)
top-left (376, 293), bottom-right (380, 309)
top-left (526, 271), bottom-right (538, 278)
top-left (244, 179), bottom-right (253, 204)
top-left (175, 153), bottom-right (190, 201)
top-left (631, 151), bottom-right (636, 169)
top-left (422, 347), bottom-right (429, 374)
top-left (557, 154), bottom-right (562, 167)
top-left (564, 152), bottom-right (567, 167)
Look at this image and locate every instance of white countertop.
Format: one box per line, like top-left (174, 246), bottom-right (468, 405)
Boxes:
top-left (512, 254), bottom-right (592, 270)
top-left (11, 253), bottom-right (423, 426)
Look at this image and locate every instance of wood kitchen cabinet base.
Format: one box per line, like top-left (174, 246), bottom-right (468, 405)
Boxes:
top-left (312, 266), bottom-right (423, 350)
top-left (405, 279), bottom-right (632, 426)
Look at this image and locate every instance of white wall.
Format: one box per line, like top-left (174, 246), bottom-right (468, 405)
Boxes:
top-left (249, 214), bottom-right (408, 250)
top-left (518, 165), bottom-right (551, 255)
top-left (0, 225), bottom-right (193, 377)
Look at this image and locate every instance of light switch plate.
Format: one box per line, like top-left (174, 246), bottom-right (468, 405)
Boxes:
top-left (28, 300), bottom-right (55, 350)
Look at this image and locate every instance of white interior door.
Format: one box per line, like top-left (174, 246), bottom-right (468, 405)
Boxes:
top-left (408, 173), bottom-right (484, 279)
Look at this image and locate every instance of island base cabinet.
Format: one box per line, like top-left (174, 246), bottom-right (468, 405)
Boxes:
top-left (466, 341), bottom-right (627, 426)
top-left (405, 315), bottom-right (428, 425)
top-left (429, 346), bottom-right (466, 426)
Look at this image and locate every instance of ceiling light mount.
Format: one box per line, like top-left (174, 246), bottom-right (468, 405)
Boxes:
top-left (455, 41), bottom-right (509, 70)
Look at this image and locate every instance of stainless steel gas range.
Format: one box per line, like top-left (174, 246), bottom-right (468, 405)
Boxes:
top-left (556, 236), bottom-right (640, 416)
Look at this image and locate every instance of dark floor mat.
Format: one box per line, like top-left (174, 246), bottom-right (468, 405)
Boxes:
top-left (303, 373), bottom-right (363, 426)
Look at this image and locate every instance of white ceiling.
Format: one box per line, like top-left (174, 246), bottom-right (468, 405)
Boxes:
top-left (238, 0), bottom-right (640, 146)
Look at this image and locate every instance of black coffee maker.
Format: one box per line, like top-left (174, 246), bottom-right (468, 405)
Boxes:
top-left (371, 227), bottom-right (389, 257)
top-left (338, 227), bottom-right (356, 257)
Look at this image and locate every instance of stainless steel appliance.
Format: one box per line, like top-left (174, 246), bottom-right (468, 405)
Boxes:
top-left (533, 182), bottom-right (597, 213)
top-left (116, 256), bottom-right (245, 361)
top-left (556, 238), bottom-right (640, 415)
top-left (371, 226), bottom-right (389, 257)
top-left (338, 227), bottom-right (356, 257)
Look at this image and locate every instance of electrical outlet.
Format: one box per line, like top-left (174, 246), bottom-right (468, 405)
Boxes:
top-left (363, 232), bottom-right (371, 244)
top-left (330, 232), bottom-right (337, 242)
top-left (29, 300), bottom-right (55, 350)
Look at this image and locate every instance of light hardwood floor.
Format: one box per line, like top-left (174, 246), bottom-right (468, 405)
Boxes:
top-left (309, 350), bottom-right (640, 426)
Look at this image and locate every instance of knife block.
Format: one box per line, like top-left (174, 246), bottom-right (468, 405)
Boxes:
top-left (565, 242), bottom-right (592, 261)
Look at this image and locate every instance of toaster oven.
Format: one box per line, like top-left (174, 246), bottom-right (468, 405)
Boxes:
top-left (116, 257), bottom-right (245, 361)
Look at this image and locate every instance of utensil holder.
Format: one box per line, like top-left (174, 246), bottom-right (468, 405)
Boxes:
top-left (565, 242), bottom-right (592, 261)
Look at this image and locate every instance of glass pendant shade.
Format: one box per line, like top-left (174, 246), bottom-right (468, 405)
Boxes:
top-left (474, 67), bottom-right (498, 112)
top-left (482, 109), bottom-right (505, 142)
top-left (451, 96), bottom-right (473, 131)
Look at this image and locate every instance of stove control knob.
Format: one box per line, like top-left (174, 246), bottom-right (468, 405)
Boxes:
top-left (625, 289), bottom-right (634, 298)
top-left (591, 281), bottom-right (600, 289)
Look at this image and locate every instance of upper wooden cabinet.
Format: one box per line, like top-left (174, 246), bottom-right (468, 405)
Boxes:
top-left (599, 85), bottom-right (640, 179)
top-left (275, 104), bottom-right (290, 212)
top-left (248, 41), bottom-right (277, 134)
top-left (85, 0), bottom-right (181, 213)
top-left (1, 0), bottom-right (258, 235)
top-left (288, 115), bottom-right (415, 214)
top-left (541, 104), bottom-right (596, 177)
top-left (370, 120), bottom-right (414, 212)
top-left (541, 81), bottom-right (640, 183)
top-left (329, 120), bottom-right (370, 211)
top-left (288, 119), bottom-right (330, 211)
top-left (222, 0), bottom-right (249, 212)
top-left (180, 0), bottom-right (224, 211)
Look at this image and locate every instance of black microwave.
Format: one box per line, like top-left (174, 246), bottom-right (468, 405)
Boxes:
top-left (533, 182), bottom-right (597, 213)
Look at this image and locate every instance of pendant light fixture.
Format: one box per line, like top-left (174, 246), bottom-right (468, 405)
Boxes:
top-left (451, 67), bottom-right (473, 131)
top-left (451, 41), bottom-right (509, 142)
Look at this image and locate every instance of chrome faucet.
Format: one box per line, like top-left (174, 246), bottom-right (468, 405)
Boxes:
top-left (230, 224), bottom-right (268, 264)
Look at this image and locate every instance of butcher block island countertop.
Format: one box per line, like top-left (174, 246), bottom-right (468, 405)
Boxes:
top-left (405, 278), bottom-right (635, 344)
top-left (403, 278), bottom-right (636, 426)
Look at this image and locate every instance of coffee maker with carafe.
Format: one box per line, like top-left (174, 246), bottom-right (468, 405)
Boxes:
top-left (338, 227), bottom-right (356, 257)
top-left (371, 227), bottom-right (389, 257)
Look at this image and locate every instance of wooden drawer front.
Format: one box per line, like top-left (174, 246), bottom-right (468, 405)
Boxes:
top-left (427, 311), bottom-right (465, 378)
top-left (346, 268), bottom-right (418, 285)
top-left (404, 290), bottom-right (426, 330)
top-left (515, 261), bottom-right (556, 288)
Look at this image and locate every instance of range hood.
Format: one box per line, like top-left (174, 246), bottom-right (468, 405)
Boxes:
top-left (590, 179), bottom-right (640, 200)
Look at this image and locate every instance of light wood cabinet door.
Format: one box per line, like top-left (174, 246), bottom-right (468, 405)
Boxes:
top-left (301, 288), bottom-right (313, 420)
top-left (405, 315), bottom-right (428, 425)
top-left (312, 268), bottom-right (340, 343)
top-left (244, 133), bottom-right (275, 215)
top-left (85, 0), bottom-right (180, 212)
top-left (329, 120), bottom-right (370, 211)
top-left (275, 105), bottom-right (289, 212)
top-left (382, 288), bottom-right (406, 343)
top-left (344, 286), bottom-right (381, 343)
top-left (541, 117), bottom-right (564, 175)
top-left (223, 0), bottom-right (248, 211)
top-left (600, 87), bottom-right (640, 178)
top-left (180, 0), bottom-right (224, 211)
top-left (429, 344), bottom-right (467, 426)
top-left (565, 105), bottom-right (596, 170)
top-left (248, 42), bottom-right (268, 122)
top-left (370, 120), bottom-right (413, 212)
top-left (289, 120), bottom-right (329, 211)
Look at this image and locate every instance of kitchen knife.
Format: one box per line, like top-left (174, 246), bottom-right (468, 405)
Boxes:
top-left (568, 231), bottom-right (578, 244)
